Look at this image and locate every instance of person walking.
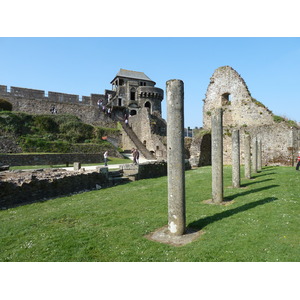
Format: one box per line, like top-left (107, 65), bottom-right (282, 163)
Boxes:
top-left (135, 149), bottom-right (140, 164)
top-left (104, 151), bottom-right (108, 166)
top-left (296, 151), bottom-right (300, 171)
top-left (131, 148), bottom-right (138, 164)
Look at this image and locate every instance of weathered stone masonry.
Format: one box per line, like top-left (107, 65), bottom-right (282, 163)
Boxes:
top-left (0, 85), bottom-right (109, 125)
top-left (190, 66), bottom-right (300, 167)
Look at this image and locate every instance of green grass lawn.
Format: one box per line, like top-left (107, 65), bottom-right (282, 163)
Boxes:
top-left (0, 165), bottom-right (299, 262)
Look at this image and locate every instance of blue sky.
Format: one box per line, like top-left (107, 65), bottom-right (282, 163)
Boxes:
top-left (1, 37), bottom-right (300, 128)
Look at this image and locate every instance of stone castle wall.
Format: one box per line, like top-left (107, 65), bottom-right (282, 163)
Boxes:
top-left (0, 85), bottom-right (113, 126)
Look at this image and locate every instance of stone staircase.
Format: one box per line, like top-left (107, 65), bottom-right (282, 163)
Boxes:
top-left (108, 169), bottom-right (132, 186)
top-left (119, 121), bottom-right (155, 160)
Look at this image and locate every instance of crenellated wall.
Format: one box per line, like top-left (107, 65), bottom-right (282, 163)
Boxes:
top-left (0, 85), bottom-right (113, 125)
top-left (0, 85), bottom-right (104, 105)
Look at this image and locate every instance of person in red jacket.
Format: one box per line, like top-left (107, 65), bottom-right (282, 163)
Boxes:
top-left (296, 151), bottom-right (300, 171)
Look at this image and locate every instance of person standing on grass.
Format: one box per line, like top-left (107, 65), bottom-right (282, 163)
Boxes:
top-left (296, 151), bottom-right (300, 171)
top-left (104, 151), bottom-right (108, 166)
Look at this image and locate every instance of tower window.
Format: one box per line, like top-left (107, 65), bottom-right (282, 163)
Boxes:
top-left (130, 88), bottom-right (136, 100)
top-left (221, 93), bottom-right (231, 105)
top-left (145, 101), bottom-right (151, 110)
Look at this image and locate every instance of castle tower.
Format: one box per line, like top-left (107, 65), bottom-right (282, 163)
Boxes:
top-left (107, 69), bottom-right (164, 116)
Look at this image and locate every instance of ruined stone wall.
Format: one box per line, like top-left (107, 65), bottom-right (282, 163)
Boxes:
top-left (0, 169), bottom-right (108, 209)
top-left (121, 160), bottom-right (191, 180)
top-left (203, 66), bottom-right (274, 129)
top-left (190, 123), bottom-right (298, 167)
top-left (223, 124), bottom-right (297, 167)
top-left (192, 66), bottom-right (300, 167)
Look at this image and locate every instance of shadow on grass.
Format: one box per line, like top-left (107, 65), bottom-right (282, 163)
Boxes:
top-left (225, 184), bottom-right (279, 201)
top-left (251, 172), bottom-right (276, 178)
top-left (189, 197), bottom-right (278, 230)
top-left (240, 178), bottom-right (274, 188)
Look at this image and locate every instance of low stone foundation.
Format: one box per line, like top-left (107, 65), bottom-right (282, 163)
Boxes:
top-left (0, 160), bottom-right (192, 209)
top-left (0, 168), bottom-right (108, 209)
top-left (121, 160), bottom-right (191, 180)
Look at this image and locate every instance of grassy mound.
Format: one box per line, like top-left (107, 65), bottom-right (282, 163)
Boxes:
top-left (0, 111), bottom-right (120, 153)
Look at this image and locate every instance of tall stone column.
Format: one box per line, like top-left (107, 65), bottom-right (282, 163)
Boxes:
top-left (244, 134), bottom-right (251, 179)
top-left (232, 129), bottom-right (240, 188)
top-left (257, 139), bottom-right (262, 171)
top-left (166, 79), bottom-right (185, 236)
top-left (211, 108), bottom-right (223, 204)
top-left (252, 137), bottom-right (258, 174)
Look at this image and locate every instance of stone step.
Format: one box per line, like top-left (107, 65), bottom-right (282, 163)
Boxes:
top-left (108, 176), bottom-right (131, 186)
top-left (108, 170), bottom-right (123, 177)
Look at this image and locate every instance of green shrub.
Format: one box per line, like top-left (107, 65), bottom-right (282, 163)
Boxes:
top-left (59, 121), bottom-right (94, 143)
top-left (33, 115), bottom-right (59, 133)
top-left (0, 111), bottom-right (33, 135)
top-left (0, 98), bottom-right (13, 111)
top-left (93, 126), bottom-right (119, 140)
top-left (19, 137), bottom-right (71, 153)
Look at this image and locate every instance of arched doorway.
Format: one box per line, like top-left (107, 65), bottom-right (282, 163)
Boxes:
top-left (145, 101), bottom-right (151, 111)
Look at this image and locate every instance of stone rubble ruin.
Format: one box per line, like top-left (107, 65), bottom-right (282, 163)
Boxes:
top-left (190, 65), bottom-right (300, 168)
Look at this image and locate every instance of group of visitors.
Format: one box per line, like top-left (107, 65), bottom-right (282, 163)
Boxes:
top-left (103, 148), bottom-right (140, 167)
top-left (97, 99), bottom-right (112, 118)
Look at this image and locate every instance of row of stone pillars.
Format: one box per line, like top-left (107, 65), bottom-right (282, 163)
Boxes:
top-left (165, 85), bottom-right (263, 238)
top-left (211, 108), bottom-right (263, 204)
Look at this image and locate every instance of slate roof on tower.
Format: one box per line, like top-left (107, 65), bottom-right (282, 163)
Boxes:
top-left (110, 69), bottom-right (156, 84)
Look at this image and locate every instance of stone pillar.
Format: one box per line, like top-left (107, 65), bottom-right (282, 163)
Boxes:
top-left (74, 162), bottom-right (81, 171)
top-left (244, 134), bottom-right (251, 179)
top-left (166, 79), bottom-right (186, 236)
top-left (257, 139), bottom-right (262, 171)
top-left (211, 108), bottom-right (223, 204)
top-left (252, 137), bottom-right (258, 173)
top-left (232, 129), bottom-right (240, 188)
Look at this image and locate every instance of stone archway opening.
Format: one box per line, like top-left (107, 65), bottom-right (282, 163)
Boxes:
top-left (145, 101), bottom-right (151, 111)
top-left (199, 133), bottom-right (212, 166)
top-left (130, 109), bottom-right (137, 116)
top-left (221, 93), bottom-right (231, 106)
